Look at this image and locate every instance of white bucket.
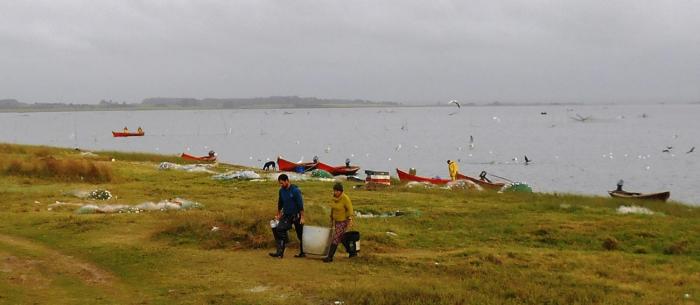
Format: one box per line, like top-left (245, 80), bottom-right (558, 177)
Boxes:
top-left (302, 225), bottom-right (332, 255)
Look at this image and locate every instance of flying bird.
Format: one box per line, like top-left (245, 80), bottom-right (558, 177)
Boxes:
top-left (662, 146), bottom-right (673, 153)
top-left (571, 114), bottom-right (592, 122)
top-left (687, 146), bottom-right (695, 154)
top-left (524, 155), bottom-right (531, 164)
top-left (449, 100), bottom-right (461, 108)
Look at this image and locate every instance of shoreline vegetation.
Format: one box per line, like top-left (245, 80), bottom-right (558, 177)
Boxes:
top-left (0, 143), bottom-right (698, 304)
top-left (3, 97), bottom-right (698, 113)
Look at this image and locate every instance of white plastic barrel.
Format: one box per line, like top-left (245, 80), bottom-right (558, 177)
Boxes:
top-left (302, 225), bottom-right (332, 255)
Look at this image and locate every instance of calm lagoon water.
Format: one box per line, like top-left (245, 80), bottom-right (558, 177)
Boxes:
top-left (1, 104), bottom-right (698, 205)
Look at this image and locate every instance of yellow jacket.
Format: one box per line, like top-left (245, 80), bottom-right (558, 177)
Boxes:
top-left (330, 193), bottom-right (354, 222)
top-left (448, 161), bottom-right (459, 179)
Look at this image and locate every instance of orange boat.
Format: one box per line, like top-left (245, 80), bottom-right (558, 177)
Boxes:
top-left (315, 162), bottom-right (360, 176)
top-left (277, 157), bottom-right (317, 172)
top-left (112, 131), bottom-right (144, 137)
top-left (456, 173), bottom-right (506, 191)
top-left (181, 153), bottom-right (217, 162)
top-left (396, 168), bottom-right (451, 185)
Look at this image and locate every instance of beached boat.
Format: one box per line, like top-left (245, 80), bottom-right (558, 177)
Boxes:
top-left (315, 162), bottom-right (360, 176)
top-left (277, 157), bottom-right (318, 172)
top-left (456, 173), bottom-right (506, 191)
top-left (112, 131), bottom-right (144, 137)
top-left (180, 153), bottom-right (217, 162)
top-left (608, 190), bottom-right (670, 201)
top-left (396, 168), bottom-right (451, 185)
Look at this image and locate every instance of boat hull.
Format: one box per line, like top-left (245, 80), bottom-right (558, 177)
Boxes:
top-left (181, 153), bottom-right (217, 162)
top-left (315, 162), bottom-right (360, 176)
top-left (277, 157), bottom-right (317, 172)
top-left (456, 173), bottom-right (506, 190)
top-left (112, 131), bottom-right (144, 137)
top-left (608, 190), bottom-right (670, 201)
top-left (396, 168), bottom-right (450, 185)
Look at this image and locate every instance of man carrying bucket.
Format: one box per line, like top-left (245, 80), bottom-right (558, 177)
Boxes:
top-left (269, 174), bottom-right (306, 258)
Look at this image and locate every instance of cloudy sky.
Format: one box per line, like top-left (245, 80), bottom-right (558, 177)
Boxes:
top-left (1, 0), bottom-right (699, 104)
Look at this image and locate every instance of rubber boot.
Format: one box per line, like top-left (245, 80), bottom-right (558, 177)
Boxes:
top-left (294, 242), bottom-right (306, 258)
top-left (268, 240), bottom-right (285, 258)
top-left (344, 240), bottom-right (357, 258)
top-left (323, 244), bottom-right (338, 263)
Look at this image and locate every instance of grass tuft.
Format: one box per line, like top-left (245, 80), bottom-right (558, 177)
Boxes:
top-left (0, 156), bottom-right (112, 182)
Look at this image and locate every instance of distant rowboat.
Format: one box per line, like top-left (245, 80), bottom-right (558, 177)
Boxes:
top-left (608, 190), bottom-right (670, 201)
top-left (112, 131), bottom-right (144, 137)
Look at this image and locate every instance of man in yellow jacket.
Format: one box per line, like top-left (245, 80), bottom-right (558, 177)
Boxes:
top-left (447, 160), bottom-right (459, 181)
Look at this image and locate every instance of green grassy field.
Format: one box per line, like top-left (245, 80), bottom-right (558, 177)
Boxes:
top-left (0, 143), bottom-right (698, 305)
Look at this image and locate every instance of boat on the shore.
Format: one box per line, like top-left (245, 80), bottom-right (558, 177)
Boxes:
top-left (277, 157), bottom-right (318, 172)
top-left (396, 168), bottom-right (451, 185)
top-left (608, 190), bottom-right (670, 201)
top-left (181, 153), bottom-right (217, 162)
top-left (112, 131), bottom-right (144, 137)
top-left (456, 173), bottom-right (506, 191)
top-left (315, 162), bottom-right (360, 176)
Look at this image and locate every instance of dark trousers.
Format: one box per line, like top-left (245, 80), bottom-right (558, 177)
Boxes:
top-left (273, 214), bottom-right (304, 252)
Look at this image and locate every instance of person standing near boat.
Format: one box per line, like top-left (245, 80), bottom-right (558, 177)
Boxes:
top-left (323, 182), bottom-right (355, 262)
top-left (447, 160), bottom-right (459, 181)
top-left (269, 174), bottom-right (306, 258)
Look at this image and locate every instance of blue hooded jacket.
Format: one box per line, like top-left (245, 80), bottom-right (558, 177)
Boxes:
top-left (278, 184), bottom-right (304, 215)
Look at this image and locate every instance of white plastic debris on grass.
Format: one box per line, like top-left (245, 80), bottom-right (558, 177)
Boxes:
top-left (617, 205), bottom-right (655, 215)
top-left (75, 198), bottom-right (202, 214)
top-left (212, 170), bottom-right (261, 180)
top-left (405, 181), bottom-right (435, 188)
top-left (442, 180), bottom-right (482, 191)
top-left (158, 162), bottom-right (216, 173)
top-left (355, 210), bottom-right (407, 218)
top-left (68, 189), bottom-right (113, 200)
top-left (267, 172), bottom-right (335, 182)
top-left (80, 151), bottom-right (99, 157)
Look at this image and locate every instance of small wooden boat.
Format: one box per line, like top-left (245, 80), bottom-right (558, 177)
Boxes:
top-left (277, 157), bottom-right (317, 172)
top-left (181, 153), bottom-right (217, 162)
top-left (456, 173), bottom-right (506, 191)
top-left (608, 190), bottom-right (670, 201)
top-left (112, 131), bottom-right (144, 137)
top-left (315, 162), bottom-right (360, 176)
top-left (396, 168), bottom-right (450, 185)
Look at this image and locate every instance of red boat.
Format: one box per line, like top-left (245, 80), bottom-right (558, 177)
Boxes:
top-left (456, 173), bottom-right (506, 191)
top-left (181, 153), bottom-right (217, 162)
top-left (396, 168), bottom-right (451, 185)
top-left (112, 131), bottom-right (145, 137)
top-left (277, 157), bottom-right (318, 172)
top-left (315, 162), bottom-right (360, 176)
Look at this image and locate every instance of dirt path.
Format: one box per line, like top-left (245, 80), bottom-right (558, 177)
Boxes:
top-left (0, 233), bottom-right (130, 302)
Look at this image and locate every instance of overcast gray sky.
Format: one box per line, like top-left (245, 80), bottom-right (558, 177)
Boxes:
top-left (1, 0), bottom-right (699, 104)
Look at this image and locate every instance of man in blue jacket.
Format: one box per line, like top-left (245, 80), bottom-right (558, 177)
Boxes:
top-left (269, 174), bottom-right (306, 258)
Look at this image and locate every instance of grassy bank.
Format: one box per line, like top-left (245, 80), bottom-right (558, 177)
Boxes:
top-left (0, 143), bottom-right (698, 305)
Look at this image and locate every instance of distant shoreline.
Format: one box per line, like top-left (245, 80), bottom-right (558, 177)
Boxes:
top-left (1, 98), bottom-right (697, 113)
